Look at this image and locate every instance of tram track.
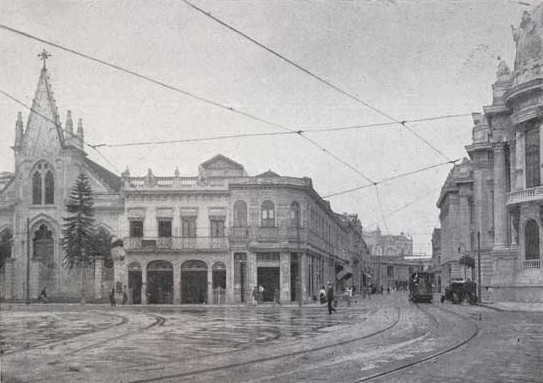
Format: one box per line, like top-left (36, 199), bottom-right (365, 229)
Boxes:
top-left (352, 303), bottom-right (480, 382)
top-left (64, 312), bottom-right (166, 356)
top-left (129, 307), bottom-right (401, 383)
top-left (0, 310), bottom-right (129, 356)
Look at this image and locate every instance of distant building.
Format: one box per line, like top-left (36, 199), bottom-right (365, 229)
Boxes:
top-left (435, 158), bottom-right (477, 289)
top-left (0, 57), bottom-right (370, 304)
top-left (362, 227), bottom-right (413, 257)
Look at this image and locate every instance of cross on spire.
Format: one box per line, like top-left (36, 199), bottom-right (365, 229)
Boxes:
top-left (38, 49), bottom-right (51, 69)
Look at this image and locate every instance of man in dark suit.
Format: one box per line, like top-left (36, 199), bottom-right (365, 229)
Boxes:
top-left (326, 282), bottom-right (336, 315)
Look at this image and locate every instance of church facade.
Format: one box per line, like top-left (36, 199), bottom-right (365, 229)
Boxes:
top-left (0, 57), bottom-right (371, 304)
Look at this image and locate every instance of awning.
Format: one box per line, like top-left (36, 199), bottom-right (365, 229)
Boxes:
top-left (459, 255), bottom-right (475, 268)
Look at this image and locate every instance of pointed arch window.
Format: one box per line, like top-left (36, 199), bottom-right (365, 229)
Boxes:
top-left (32, 171), bottom-right (42, 205)
top-left (45, 171), bottom-right (54, 204)
top-left (31, 161), bottom-right (54, 205)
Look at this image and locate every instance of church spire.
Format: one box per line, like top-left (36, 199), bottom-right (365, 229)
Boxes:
top-left (22, 49), bottom-right (65, 152)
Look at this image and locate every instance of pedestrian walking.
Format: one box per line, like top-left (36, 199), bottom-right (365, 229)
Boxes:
top-left (109, 288), bottom-right (116, 307)
top-left (380, 285), bottom-right (384, 295)
top-left (319, 286), bottom-right (327, 304)
top-left (122, 285), bottom-right (128, 305)
top-left (326, 282), bottom-right (336, 314)
top-left (346, 286), bottom-right (352, 307)
top-left (272, 286), bottom-right (281, 307)
top-left (258, 284), bottom-right (264, 303)
top-left (38, 287), bottom-right (48, 303)
top-left (252, 285), bottom-right (258, 306)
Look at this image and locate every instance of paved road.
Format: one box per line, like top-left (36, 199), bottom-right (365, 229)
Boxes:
top-left (1, 293), bottom-right (541, 382)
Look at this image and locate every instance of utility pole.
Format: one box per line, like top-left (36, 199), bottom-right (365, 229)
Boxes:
top-left (26, 218), bottom-right (30, 305)
top-left (296, 209), bottom-right (302, 307)
top-left (477, 232), bottom-right (482, 303)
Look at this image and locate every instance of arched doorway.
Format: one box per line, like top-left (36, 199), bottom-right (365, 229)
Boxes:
top-left (525, 219), bottom-right (540, 260)
top-left (128, 262), bottom-right (142, 304)
top-left (33, 224), bottom-right (54, 262)
top-left (33, 224), bottom-right (55, 293)
top-left (181, 260), bottom-right (208, 303)
top-left (212, 262), bottom-right (226, 304)
top-left (147, 260), bottom-right (173, 304)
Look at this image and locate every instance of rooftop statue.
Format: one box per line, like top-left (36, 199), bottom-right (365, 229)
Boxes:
top-left (511, 8), bottom-right (543, 70)
top-left (496, 56), bottom-right (511, 81)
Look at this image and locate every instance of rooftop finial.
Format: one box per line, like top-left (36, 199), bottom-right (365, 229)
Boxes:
top-left (38, 49), bottom-right (51, 69)
top-left (65, 111), bottom-right (73, 134)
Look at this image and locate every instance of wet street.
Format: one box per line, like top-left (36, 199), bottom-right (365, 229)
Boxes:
top-left (1, 293), bottom-right (542, 382)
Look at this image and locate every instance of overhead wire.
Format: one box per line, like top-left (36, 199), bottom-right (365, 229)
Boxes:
top-left (0, 23), bottom-right (376, 185)
top-left (181, 0), bottom-right (455, 163)
top-left (323, 159), bottom-right (458, 198)
top-left (365, 186), bottom-right (442, 228)
top-left (90, 112), bottom-right (471, 148)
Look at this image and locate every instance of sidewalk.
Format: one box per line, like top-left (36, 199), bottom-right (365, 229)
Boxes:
top-left (481, 301), bottom-right (543, 313)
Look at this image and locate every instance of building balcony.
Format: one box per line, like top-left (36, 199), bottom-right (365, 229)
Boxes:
top-left (522, 259), bottom-right (540, 269)
top-left (256, 227), bottom-right (279, 241)
top-left (506, 186), bottom-right (543, 206)
top-left (229, 227), bottom-right (251, 243)
top-left (124, 236), bottom-right (228, 251)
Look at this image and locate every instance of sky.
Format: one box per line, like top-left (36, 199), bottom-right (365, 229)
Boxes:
top-left (0, 0), bottom-right (535, 254)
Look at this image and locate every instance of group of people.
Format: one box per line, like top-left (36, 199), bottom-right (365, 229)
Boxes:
top-left (251, 284), bottom-right (281, 306)
top-left (319, 282), bottom-right (337, 314)
top-left (109, 286), bottom-right (128, 307)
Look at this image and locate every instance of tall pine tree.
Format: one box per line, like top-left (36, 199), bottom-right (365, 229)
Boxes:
top-left (62, 172), bottom-right (96, 303)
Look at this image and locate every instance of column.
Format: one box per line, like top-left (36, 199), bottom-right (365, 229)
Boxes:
top-left (459, 196), bottom-right (470, 250)
top-left (494, 143), bottom-right (508, 249)
top-left (94, 258), bottom-right (103, 300)
top-left (4, 259), bottom-right (14, 300)
top-left (173, 262), bottom-right (181, 304)
top-left (207, 265), bottom-right (213, 305)
top-left (228, 254), bottom-right (235, 304)
top-left (247, 252), bottom-right (257, 290)
top-left (540, 123), bottom-right (543, 183)
top-left (515, 131), bottom-right (525, 190)
top-left (280, 252), bottom-right (290, 302)
top-left (141, 264), bottom-right (148, 305)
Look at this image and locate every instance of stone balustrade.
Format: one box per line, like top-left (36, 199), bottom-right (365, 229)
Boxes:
top-left (506, 186), bottom-right (543, 205)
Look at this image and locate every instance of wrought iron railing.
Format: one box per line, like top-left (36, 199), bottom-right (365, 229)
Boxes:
top-left (522, 259), bottom-right (541, 269)
top-left (124, 236), bottom-right (228, 250)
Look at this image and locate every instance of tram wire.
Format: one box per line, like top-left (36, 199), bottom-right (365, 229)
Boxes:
top-left (180, 0), bottom-right (454, 164)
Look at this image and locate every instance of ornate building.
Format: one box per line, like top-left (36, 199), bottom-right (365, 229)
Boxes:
top-left (0, 55), bottom-right (371, 304)
top-left (363, 227), bottom-right (413, 257)
top-left (436, 5), bottom-right (543, 302)
top-left (0, 52), bottom-right (122, 301)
